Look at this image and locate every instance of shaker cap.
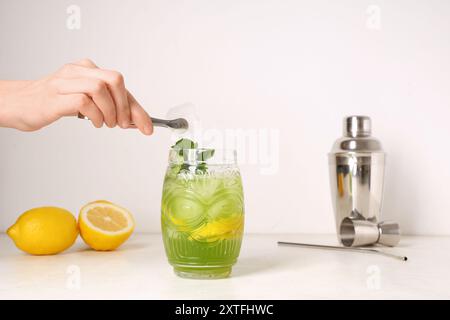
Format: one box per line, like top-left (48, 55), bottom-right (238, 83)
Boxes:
top-left (329, 115), bottom-right (384, 154)
top-left (344, 116), bottom-right (371, 137)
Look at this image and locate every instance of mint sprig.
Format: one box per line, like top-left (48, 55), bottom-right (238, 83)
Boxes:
top-left (171, 138), bottom-right (215, 174)
top-left (171, 138), bottom-right (198, 155)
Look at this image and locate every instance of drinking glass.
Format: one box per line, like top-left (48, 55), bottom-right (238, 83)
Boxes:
top-left (161, 148), bottom-right (245, 279)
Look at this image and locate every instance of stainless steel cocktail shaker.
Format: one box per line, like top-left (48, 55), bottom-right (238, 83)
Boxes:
top-left (276, 117), bottom-right (401, 254)
top-left (328, 116), bottom-right (386, 244)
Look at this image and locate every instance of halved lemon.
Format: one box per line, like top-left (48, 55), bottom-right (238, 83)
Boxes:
top-left (78, 200), bottom-right (135, 251)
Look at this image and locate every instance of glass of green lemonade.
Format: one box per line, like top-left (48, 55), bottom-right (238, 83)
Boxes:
top-left (161, 139), bottom-right (245, 279)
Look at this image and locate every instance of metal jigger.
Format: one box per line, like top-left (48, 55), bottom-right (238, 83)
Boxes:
top-left (340, 218), bottom-right (401, 247)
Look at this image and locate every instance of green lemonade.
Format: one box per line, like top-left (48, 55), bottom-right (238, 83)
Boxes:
top-left (161, 156), bottom-right (244, 279)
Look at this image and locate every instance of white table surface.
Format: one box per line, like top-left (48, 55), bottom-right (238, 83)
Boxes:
top-left (0, 233), bottom-right (448, 299)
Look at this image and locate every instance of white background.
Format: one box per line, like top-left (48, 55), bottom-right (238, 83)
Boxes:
top-left (1, 0), bottom-right (449, 235)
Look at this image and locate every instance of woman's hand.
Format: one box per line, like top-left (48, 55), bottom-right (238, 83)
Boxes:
top-left (0, 59), bottom-right (153, 135)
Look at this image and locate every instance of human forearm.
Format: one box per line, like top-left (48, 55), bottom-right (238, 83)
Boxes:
top-left (0, 80), bottom-right (32, 94)
top-left (0, 60), bottom-right (153, 134)
top-left (0, 81), bottom-right (24, 128)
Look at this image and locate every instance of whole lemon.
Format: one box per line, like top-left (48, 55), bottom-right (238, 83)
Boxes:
top-left (7, 207), bottom-right (78, 255)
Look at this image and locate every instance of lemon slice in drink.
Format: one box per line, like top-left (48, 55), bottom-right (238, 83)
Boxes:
top-left (190, 215), bottom-right (244, 243)
top-left (78, 200), bottom-right (135, 251)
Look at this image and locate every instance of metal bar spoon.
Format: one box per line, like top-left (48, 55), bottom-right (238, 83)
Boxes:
top-left (277, 241), bottom-right (408, 261)
top-left (77, 113), bottom-right (189, 132)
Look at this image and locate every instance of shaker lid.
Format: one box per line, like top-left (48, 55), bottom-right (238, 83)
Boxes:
top-left (330, 115), bottom-right (384, 154)
top-left (344, 115), bottom-right (371, 137)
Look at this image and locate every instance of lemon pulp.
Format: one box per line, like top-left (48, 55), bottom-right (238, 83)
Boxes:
top-left (78, 200), bottom-right (134, 251)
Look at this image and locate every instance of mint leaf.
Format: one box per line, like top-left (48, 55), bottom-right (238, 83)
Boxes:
top-left (197, 149), bottom-right (215, 162)
top-left (172, 138), bottom-right (197, 156)
top-left (195, 162), bottom-right (208, 174)
top-left (179, 163), bottom-right (191, 173)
